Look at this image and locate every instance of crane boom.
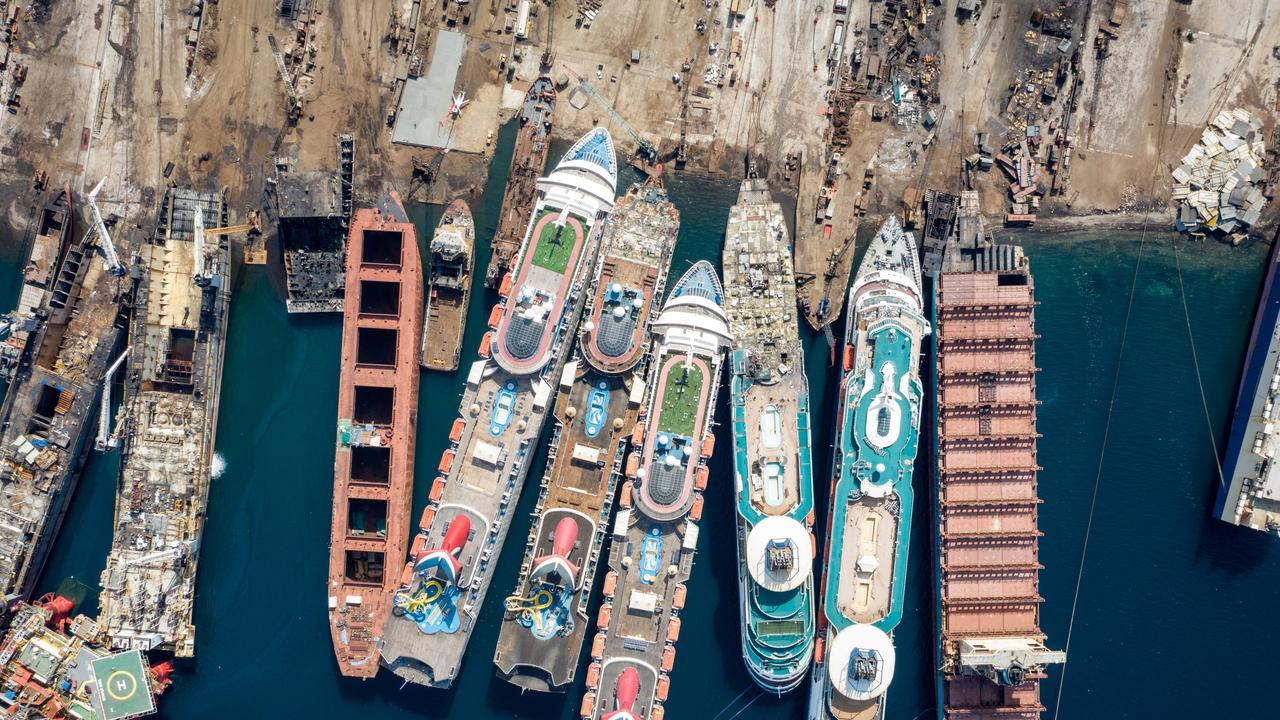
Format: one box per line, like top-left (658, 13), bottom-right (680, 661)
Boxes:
top-left (86, 178), bottom-right (125, 276)
top-left (193, 206), bottom-right (206, 282)
top-left (561, 64), bottom-right (657, 161)
top-left (96, 346), bottom-right (130, 451)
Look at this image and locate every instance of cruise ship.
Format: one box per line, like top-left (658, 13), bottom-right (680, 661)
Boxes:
top-left (380, 128), bottom-right (618, 688)
top-left (933, 196), bottom-right (1065, 718)
top-left (811, 217), bottom-right (929, 720)
top-left (99, 188), bottom-right (231, 658)
top-left (327, 193), bottom-right (422, 677)
top-left (723, 179), bottom-right (816, 694)
top-left (494, 179), bottom-right (679, 692)
top-left (581, 261), bottom-right (732, 720)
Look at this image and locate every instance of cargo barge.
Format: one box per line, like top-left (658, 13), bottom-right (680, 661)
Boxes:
top-left (581, 261), bottom-right (732, 720)
top-left (0, 188), bottom-right (125, 605)
top-left (723, 179), bottom-right (816, 695)
top-left (99, 188), bottom-right (230, 658)
top-left (932, 201), bottom-right (1065, 718)
top-left (327, 193), bottom-right (423, 677)
top-left (422, 199), bottom-right (474, 372)
top-left (1216, 233), bottom-right (1280, 535)
top-left (484, 77), bottom-right (556, 289)
top-left (810, 217), bottom-right (929, 720)
top-left (494, 179), bottom-right (679, 692)
top-left (380, 128), bottom-right (618, 688)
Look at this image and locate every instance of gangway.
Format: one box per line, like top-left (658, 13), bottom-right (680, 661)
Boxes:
top-left (86, 178), bottom-right (126, 276)
top-left (95, 346), bottom-right (130, 451)
top-left (561, 64), bottom-right (657, 161)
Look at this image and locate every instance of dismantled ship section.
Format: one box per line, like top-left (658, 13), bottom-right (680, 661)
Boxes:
top-left (98, 188), bottom-right (231, 658)
top-left (933, 217), bottom-right (1064, 719)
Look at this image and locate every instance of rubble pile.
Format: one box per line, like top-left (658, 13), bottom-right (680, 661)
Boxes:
top-left (1173, 109), bottom-right (1267, 238)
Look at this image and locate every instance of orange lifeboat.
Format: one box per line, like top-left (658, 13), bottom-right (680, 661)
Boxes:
top-left (579, 692), bottom-right (595, 719)
top-left (690, 494), bottom-right (704, 521)
top-left (591, 633), bottom-right (605, 660)
top-left (597, 604), bottom-right (612, 629)
top-left (603, 571), bottom-right (618, 597)
top-left (419, 506), bottom-right (436, 529)
top-left (672, 583), bottom-right (687, 610)
top-left (429, 478), bottom-right (446, 502)
top-left (701, 434), bottom-right (715, 458)
top-left (479, 333), bottom-right (492, 358)
top-left (410, 534), bottom-right (427, 558)
top-left (631, 422), bottom-right (646, 446)
top-left (448, 419), bottom-right (465, 443)
top-left (843, 344), bottom-right (854, 371)
top-left (619, 483), bottom-right (633, 509)
top-left (666, 617), bottom-right (681, 643)
top-left (399, 561), bottom-right (414, 586)
top-left (656, 675), bottom-right (671, 702)
top-left (694, 466), bottom-right (709, 490)
top-left (487, 304), bottom-right (504, 329)
top-left (585, 662), bottom-right (601, 689)
top-left (437, 450), bottom-right (455, 474)
top-left (661, 646), bottom-right (675, 672)
top-left (499, 272), bottom-right (514, 299)
top-left (815, 635), bottom-right (825, 663)
top-left (625, 455), bottom-right (640, 478)
top-left (652, 706), bottom-right (665, 720)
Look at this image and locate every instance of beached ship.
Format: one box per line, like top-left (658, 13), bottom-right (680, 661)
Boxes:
top-left (581, 261), bottom-right (732, 720)
top-left (810, 217), bottom-right (929, 720)
top-left (326, 193), bottom-right (423, 677)
top-left (484, 77), bottom-right (556, 289)
top-left (422, 199), bottom-right (474, 372)
top-left (723, 179), bottom-right (816, 695)
top-left (380, 128), bottom-right (618, 688)
top-left (0, 189), bottom-right (126, 606)
top-left (1217, 236), bottom-right (1280, 535)
top-left (933, 197), bottom-right (1064, 718)
top-left (99, 188), bottom-right (230, 658)
top-left (494, 179), bottom-right (679, 692)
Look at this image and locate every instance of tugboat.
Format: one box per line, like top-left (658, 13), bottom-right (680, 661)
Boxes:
top-left (494, 178), bottom-right (679, 692)
top-left (380, 129), bottom-right (618, 688)
top-left (811, 217), bottom-right (929, 719)
top-left (723, 178), bottom-right (816, 694)
top-left (422, 199), bottom-right (475, 372)
top-left (581, 261), bottom-right (733, 720)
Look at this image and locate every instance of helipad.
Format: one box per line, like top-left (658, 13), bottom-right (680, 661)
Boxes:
top-left (90, 650), bottom-right (155, 720)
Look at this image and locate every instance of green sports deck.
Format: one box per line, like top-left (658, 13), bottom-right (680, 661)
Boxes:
top-left (657, 359), bottom-right (703, 438)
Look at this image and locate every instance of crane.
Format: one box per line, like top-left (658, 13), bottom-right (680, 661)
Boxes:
top-left (86, 177), bottom-right (126, 276)
top-left (561, 64), bottom-right (657, 162)
top-left (96, 346), bottom-right (130, 451)
top-left (267, 34), bottom-right (302, 118)
top-left (193, 206), bottom-right (208, 284)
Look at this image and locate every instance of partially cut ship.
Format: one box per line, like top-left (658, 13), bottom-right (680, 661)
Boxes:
top-left (99, 188), bottom-right (230, 658)
top-left (723, 179), bottom-right (816, 695)
top-left (422, 199), bottom-right (474, 372)
top-left (380, 128), bottom-right (618, 688)
top-left (582, 261), bottom-right (732, 720)
top-left (933, 197), bottom-right (1064, 718)
top-left (485, 77), bottom-right (556, 289)
top-left (811, 217), bottom-right (929, 720)
top-left (494, 179), bottom-right (679, 692)
top-left (327, 193), bottom-right (423, 677)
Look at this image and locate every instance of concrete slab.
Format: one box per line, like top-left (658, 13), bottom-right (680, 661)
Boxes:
top-left (392, 31), bottom-right (467, 149)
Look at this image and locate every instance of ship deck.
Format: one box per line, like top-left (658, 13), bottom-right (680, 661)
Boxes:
top-left (484, 78), bottom-right (554, 288)
top-left (493, 362), bottom-right (638, 691)
top-left (328, 196), bottom-right (422, 677)
top-left (634, 351), bottom-right (711, 521)
top-left (422, 202), bottom-right (474, 372)
top-left (99, 188), bottom-right (229, 659)
top-left (732, 368), bottom-right (811, 519)
top-left (380, 362), bottom-right (556, 687)
top-left (936, 256), bottom-right (1057, 719)
top-left (582, 255), bottom-right (660, 375)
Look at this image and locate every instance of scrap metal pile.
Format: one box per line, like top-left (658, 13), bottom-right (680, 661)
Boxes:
top-left (1173, 109), bottom-right (1267, 240)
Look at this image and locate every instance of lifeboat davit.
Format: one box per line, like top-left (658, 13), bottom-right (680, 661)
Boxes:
top-left (601, 666), bottom-right (641, 720)
top-left (530, 516), bottom-right (581, 588)
top-left (414, 515), bottom-right (470, 586)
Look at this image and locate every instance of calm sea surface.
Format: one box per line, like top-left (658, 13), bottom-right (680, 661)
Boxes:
top-left (4, 124), bottom-right (1278, 719)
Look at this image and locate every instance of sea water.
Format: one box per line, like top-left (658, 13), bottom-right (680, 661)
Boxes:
top-left (7, 124), bottom-right (1279, 718)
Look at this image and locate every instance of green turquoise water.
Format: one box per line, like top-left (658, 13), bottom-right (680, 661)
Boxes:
top-left (6, 124), bottom-right (1279, 718)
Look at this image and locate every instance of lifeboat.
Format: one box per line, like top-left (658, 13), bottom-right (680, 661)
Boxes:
top-left (625, 455), bottom-right (639, 478)
top-left (661, 646), bottom-right (675, 672)
top-left (419, 506), bottom-right (436, 529)
top-left (672, 583), bottom-right (686, 610)
top-left (591, 633), bottom-right (605, 659)
top-left (580, 692), bottom-right (596, 719)
top-left (409, 534), bottom-right (426, 557)
top-left (652, 706), bottom-right (665, 720)
top-left (438, 450), bottom-right (456, 474)
top-left (631, 422), bottom-right (646, 446)
top-left (585, 662), bottom-right (601, 689)
top-left (694, 465), bottom-right (709, 490)
top-left (843, 344), bottom-right (854, 371)
top-left (499, 272), bottom-right (514, 299)
top-left (597, 603), bottom-right (612, 628)
top-left (399, 561), bottom-right (414, 586)
top-left (619, 483), bottom-right (632, 508)
top-left (701, 433), bottom-right (715, 458)
top-left (487, 304), bottom-right (504, 329)
top-left (429, 478), bottom-right (446, 502)
top-left (603, 570), bottom-right (618, 597)
top-left (815, 634), bottom-right (825, 662)
top-left (479, 332), bottom-right (492, 358)
top-left (656, 675), bottom-right (670, 702)
top-left (690, 494), bottom-right (704, 521)
top-left (448, 418), bottom-right (465, 443)
top-left (666, 617), bottom-right (681, 643)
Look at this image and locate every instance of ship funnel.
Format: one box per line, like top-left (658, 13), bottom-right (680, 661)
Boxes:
top-left (414, 515), bottom-right (471, 586)
top-left (529, 516), bottom-right (581, 589)
top-left (601, 666), bottom-right (640, 720)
